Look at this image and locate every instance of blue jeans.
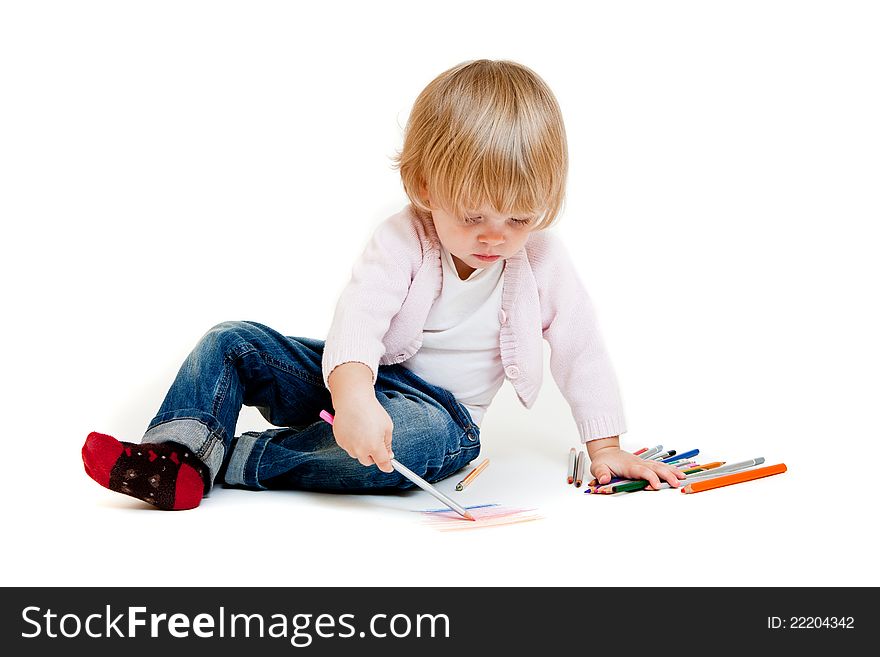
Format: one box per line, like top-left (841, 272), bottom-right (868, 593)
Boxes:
top-left (142, 321), bottom-right (481, 493)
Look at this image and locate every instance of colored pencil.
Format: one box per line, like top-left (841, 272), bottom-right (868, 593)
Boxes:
top-left (586, 476), bottom-right (622, 489)
top-left (586, 473), bottom-right (617, 488)
top-left (603, 465), bottom-right (705, 494)
top-left (683, 457), bottom-right (765, 481)
top-left (638, 445), bottom-right (663, 460)
top-left (455, 458), bottom-right (490, 491)
top-left (681, 463), bottom-right (787, 494)
top-left (687, 461), bottom-right (725, 472)
top-left (592, 462), bottom-right (727, 494)
top-left (574, 451), bottom-right (586, 487)
top-left (319, 410), bottom-right (475, 521)
top-left (647, 450), bottom-right (676, 461)
top-left (594, 472), bottom-right (669, 494)
top-left (633, 447), bottom-right (648, 456)
top-left (602, 461), bottom-right (724, 493)
top-left (661, 449), bottom-right (698, 463)
top-left (567, 448), bottom-right (576, 484)
top-left (649, 458), bottom-right (764, 490)
top-left (606, 480), bottom-right (655, 494)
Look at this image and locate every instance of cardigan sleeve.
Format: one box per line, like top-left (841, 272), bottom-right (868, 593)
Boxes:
top-left (322, 215), bottom-right (418, 388)
top-left (534, 234), bottom-right (628, 441)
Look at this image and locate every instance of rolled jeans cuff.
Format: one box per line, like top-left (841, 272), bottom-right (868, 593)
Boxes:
top-left (223, 431), bottom-right (273, 490)
top-left (143, 415), bottom-right (225, 491)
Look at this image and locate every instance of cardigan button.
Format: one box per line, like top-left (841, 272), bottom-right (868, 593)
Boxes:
top-left (498, 309), bottom-right (507, 325)
top-left (505, 365), bottom-right (520, 379)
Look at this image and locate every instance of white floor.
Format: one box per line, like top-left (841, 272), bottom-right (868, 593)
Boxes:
top-left (10, 375), bottom-right (876, 588)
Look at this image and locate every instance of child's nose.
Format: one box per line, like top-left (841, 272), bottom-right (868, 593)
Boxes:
top-left (478, 229), bottom-right (505, 245)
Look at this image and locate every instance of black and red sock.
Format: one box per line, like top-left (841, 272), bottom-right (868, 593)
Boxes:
top-left (82, 432), bottom-right (207, 510)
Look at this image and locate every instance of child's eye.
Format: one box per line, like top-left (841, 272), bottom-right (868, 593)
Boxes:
top-left (462, 216), bottom-right (532, 226)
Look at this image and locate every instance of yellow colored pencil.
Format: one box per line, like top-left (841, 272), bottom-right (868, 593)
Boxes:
top-left (689, 461), bottom-right (725, 472)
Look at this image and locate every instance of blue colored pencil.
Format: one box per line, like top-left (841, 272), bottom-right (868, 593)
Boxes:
top-left (661, 449), bottom-right (698, 463)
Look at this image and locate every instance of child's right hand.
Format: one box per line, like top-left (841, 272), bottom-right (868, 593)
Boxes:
top-left (329, 396), bottom-right (395, 473)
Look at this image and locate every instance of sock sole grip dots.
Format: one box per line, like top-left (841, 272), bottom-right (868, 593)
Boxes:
top-left (82, 432), bottom-right (206, 510)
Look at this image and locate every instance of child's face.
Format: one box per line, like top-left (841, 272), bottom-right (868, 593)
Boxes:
top-left (430, 203), bottom-right (536, 278)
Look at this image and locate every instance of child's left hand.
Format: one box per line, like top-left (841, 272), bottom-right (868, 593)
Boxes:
top-left (587, 437), bottom-right (686, 490)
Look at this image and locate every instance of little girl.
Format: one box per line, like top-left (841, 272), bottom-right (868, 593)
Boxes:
top-left (82, 59), bottom-right (685, 510)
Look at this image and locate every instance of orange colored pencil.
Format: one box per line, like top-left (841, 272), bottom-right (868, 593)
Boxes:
top-left (680, 463), bottom-right (787, 494)
top-left (455, 458), bottom-right (490, 491)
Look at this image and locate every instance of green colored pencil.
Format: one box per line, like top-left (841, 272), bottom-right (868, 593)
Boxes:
top-left (609, 480), bottom-right (652, 493)
top-left (608, 466), bottom-right (706, 493)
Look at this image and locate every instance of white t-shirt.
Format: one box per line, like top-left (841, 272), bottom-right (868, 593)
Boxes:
top-left (400, 245), bottom-right (506, 426)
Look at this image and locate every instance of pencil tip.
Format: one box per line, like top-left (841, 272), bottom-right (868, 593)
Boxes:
top-left (464, 513), bottom-right (476, 521)
top-left (455, 485), bottom-right (463, 491)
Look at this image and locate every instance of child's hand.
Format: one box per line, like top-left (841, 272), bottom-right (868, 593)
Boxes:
top-left (330, 396), bottom-right (395, 473)
top-left (587, 438), bottom-right (686, 490)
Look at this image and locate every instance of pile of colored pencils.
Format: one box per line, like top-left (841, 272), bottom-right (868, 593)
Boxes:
top-left (577, 445), bottom-right (786, 495)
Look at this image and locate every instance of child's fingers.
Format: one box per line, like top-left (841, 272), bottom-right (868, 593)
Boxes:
top-left (644, 463), bottom-right (683, 488)
top-left (592, 463), bottom-right (613, 485)
top-left (633, 465), bottom-right (663, 490)
top-left (356, 447), bottom-right (394, 472)
top-left (384, 427), bottom-right (395, 461)
top-left (372, 447), bottom-right (394, 473)
top-left (659, 466), bottom-right (683, 488)
top-left (372, 432), bottom-right (395, 473)
top-left (374, 458), bottom-right (394, 474)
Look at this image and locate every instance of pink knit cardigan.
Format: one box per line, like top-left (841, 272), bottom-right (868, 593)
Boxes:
top-left (322, 205), bottom-right (626, 442)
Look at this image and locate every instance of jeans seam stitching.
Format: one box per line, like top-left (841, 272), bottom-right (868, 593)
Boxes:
top-left (442, 390), bottom-right (475, 433)
top-left (197, 430), bottom-right (222, 461)
top-left (446, 442), bottom-right (481, 460)
top-left (212, 361), bottom-right (232, 419)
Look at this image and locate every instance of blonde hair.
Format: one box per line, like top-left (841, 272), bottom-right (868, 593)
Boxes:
top-left (391, 59), bottom-right (568, 230)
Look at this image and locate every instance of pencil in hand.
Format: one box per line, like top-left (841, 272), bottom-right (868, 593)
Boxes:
top-left (319, 409), bottom-right (475, 520)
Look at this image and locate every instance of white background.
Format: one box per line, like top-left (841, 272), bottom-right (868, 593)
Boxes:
top-left (2, 1), bottom-right (878, 588)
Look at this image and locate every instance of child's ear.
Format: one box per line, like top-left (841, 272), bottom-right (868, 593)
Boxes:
top-left (419, 181), bottom-right (431, 208)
